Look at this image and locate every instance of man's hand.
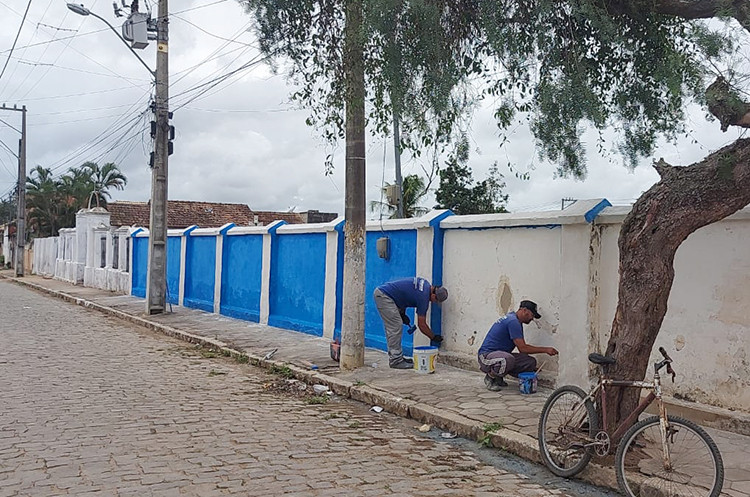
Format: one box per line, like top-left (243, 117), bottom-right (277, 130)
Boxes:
top-left (546, 347), bottom-right (559, 356)
top-left (399, 309), bottom-right (410, 326)
top-left (432, 334), bottom-right (444, 345)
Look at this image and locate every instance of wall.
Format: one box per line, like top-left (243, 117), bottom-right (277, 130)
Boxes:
top-left (595, 208), bottom-right (750, 412)
top-left (32, 201), bottom-right (747, 414)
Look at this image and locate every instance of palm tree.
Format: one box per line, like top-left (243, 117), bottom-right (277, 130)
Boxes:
top-left (370, 174), bottom-right (429, 219)
top-left (81, 162), bottom-right (127, 208)
top-left (26, 166), bottom-right (63, 237)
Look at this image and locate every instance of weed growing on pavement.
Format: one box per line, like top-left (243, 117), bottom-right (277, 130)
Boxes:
top-left (221, 349), bottom-right (231, 357)
top-left (479, 422), bottom-right (503, 447)
top-left (348, 421), bottom-right (361, 429)
top-left (208, 370), bottom-right (227, 377)
top-left (235, 354), bottom-right (249, 364)
top-left (305, 395), bottom-right (329, 405)
top-left (353, 380), bottom-right (366, 386)
top-left (200, 349), bottom-right (219, 359)
top-left (269, 364), bottom-right (294, 379)
top-left (324, 412), bottom-right (349, 420)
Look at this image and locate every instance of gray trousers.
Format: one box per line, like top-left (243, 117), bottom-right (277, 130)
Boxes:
top-left (478, 350), bottom-right (537, 378)
top-left (373, 288), bottom-right (406, 363)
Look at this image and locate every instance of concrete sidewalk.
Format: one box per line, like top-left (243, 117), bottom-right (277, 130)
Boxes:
top-left (3, 273), bottom-right (749, 496)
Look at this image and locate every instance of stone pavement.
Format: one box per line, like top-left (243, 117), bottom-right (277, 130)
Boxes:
top-left (0, 280), bottom-right (575, 497)
top-left (4, 273), bottom-right (750, 496)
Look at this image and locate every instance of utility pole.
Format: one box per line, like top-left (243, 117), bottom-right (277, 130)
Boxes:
top-left (0, 104), bottom-right (26, 276)
top-left (392, 113), bottom-right (404, 219)
top-left (145, 0), bottom-right (169, 314)
top-left (340, 0), bottom-right (366, 370)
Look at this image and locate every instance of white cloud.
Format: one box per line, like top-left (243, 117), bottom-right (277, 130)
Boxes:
top-left (0, 0), bottom-right (745, 221)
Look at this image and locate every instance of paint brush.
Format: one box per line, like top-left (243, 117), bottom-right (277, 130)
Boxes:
top-left (535, 361), bottom-right (546, 375)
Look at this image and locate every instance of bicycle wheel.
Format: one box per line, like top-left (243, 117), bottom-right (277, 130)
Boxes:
top-left (615, 415), bottom-right (724, 497)
top-left (538, 385), bottom-right (598, 478)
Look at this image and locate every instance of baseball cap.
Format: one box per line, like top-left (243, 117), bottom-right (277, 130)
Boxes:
top-left (434, 286), bottom-right (448, 303)
top-left (519, 300), bottom-right (541, 319)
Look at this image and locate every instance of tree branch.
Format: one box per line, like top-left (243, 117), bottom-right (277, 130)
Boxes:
top-left (706, 77), bottom-right (750, 131)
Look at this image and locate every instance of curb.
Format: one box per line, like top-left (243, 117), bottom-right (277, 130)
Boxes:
top-left (6, 275), bottom-right (620, 492)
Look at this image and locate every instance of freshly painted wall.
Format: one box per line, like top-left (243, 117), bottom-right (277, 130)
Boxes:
top-left (183, 234), bottom-right (217, 312)
top-left (166, 236), bottom-right (181, 305)
top-left (268, 232), bottom-right (327, 336)
top-left (220, 233), bottom-right (264, 322)
top-left (364, 229), bottom-right (418, 356)
top-left (131, 236), bottom-right (148, 298)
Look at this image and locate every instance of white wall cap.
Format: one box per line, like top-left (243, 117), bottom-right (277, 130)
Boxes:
top-left (364, 211), bottom-right (439, 231)
top-left (167, 229), bottom-right (184, 237)
top-left (440, 199), bottom-right (610, 229)
top-left (190, 227), bottom-right (220, 236)
top-left (132, 228), bottom-right (149, 237)
top-left (226, 225), bottom-right (278, 236)
top-left (277, 222), bottom-right (333, 234)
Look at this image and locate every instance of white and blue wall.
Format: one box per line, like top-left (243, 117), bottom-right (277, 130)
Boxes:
top-left (31, 200), bottom-right (750, 414)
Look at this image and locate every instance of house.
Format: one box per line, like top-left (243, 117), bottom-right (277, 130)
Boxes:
top-left (106, 200), bottom-right (337, 229)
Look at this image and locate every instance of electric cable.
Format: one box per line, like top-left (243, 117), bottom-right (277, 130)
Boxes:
top-left (0, 0), bottom-right (34, 83)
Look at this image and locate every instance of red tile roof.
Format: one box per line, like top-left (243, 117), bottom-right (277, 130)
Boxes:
top-left (108, 200), bottom-right (253, 229)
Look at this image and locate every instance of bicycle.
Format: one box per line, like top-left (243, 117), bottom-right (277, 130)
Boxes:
top-left (537, 346), bottom-right (724, 497)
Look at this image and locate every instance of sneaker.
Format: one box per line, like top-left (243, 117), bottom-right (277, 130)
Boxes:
top-left (484, 374), bottom-right (507, 391)
top-left (389, 358), bottom-right (414, 369)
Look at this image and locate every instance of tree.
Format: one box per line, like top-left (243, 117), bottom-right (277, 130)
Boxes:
top-left (243, 0), bottom-right (750, 424)
top-left (435, 137), bottom-right (509, 215)
top-left (26, 162), bottom-right (127, 237)
top-left (371, 174), bottom-right (429, 218)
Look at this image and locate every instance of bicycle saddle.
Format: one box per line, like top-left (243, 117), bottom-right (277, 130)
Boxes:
top-left (588, 353), bottom-right (616, 365)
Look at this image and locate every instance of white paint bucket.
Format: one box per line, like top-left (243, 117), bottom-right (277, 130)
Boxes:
top-left (413, 346), bottom-right (438, 374)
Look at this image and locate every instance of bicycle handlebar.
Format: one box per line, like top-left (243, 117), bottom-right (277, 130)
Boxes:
top-left (657, 346), bottom-right (676, 382)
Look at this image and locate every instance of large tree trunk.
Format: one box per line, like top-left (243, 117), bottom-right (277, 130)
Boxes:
top-left (604, 138), bottom-right (750, 432)
top-left (340, 0), bottom-right (366, 370)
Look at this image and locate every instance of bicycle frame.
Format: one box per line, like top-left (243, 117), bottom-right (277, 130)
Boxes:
top-left (574, 365), bottom-right (668, 458)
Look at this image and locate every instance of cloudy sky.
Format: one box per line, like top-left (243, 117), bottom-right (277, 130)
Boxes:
top-left (0, 0), bottom-right (746, 219)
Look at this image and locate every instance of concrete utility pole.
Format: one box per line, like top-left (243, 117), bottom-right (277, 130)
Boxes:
top-left (340, 0), bottom-right (366, 370)
top-left (0, 104), bottom-right (27, 276)
top-left (145, 0), bottom-right (169, 315)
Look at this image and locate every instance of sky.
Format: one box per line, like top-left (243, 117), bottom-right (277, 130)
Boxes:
top-left (0, 0), bottom-right (747, 220)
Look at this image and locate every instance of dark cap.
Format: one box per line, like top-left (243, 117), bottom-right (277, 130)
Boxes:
top-left (434, 286), bottom-right (448, 303)
top-left (519, 300), bottom-right (541, 319)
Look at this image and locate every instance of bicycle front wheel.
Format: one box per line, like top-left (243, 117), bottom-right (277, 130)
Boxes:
top-left (615, 415), bottom-right (724, 497)
top-left (538, 385), bottom-right (598, 478)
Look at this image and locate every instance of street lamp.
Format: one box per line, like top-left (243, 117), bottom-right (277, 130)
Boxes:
top-left (66, 4), bottom-right (155, 77)
top-left (66, 1), bottom-right (170, 315)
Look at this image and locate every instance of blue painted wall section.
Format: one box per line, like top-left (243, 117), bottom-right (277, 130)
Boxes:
top-left (220, 234), bottom-right (264, 322)
top-left (333, 220), bottom-right (345, 341)
top-left (166, 236), bottom-right (181, 304)
top-left (584, 199), bottom-right (612, 223)
top-left (131, 234), bottom-right (147, 298)
top-left (184, 235), bottom-right (216, 312)
top-left (364, 229), bottom-right (418, 355)
top-left (269, 232), bottom-right (326, 336)
top-left (429, 211), bottom-right (454, 343)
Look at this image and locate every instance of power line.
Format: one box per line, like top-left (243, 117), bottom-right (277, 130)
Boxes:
top-left (0, 0), bottom-right (34, 83)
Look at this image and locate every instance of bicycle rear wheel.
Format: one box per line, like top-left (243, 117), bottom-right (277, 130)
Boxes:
top-left (615, 415), bottom-right (724, 497)
top-left (538, 385), bottom-right (598, 478)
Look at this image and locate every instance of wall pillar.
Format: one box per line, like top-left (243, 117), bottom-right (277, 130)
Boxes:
top-left (259, 220), bottom-right (285, 325)
top-left (214, 223), bottom-right (235, 314)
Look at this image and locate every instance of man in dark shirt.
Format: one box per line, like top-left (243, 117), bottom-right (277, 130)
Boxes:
top-left (374, 277), bottom-right (448, 369)
top-left (477, 300), bottom-right (558, 390)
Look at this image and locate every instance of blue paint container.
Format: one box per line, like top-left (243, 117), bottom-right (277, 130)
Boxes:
top-left (518, 372), bottom-right (538, 394)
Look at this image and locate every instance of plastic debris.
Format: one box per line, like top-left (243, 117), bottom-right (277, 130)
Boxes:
top-left (310, 364), bottom-right (319, 370)
top-left (440, 432), bottom-right (457, 439)
top-left (418, 424), bottom-right (431, 433)
top-left (371, 363), bottom-right (378, 368)
top-left (370, 406), bottom-right (384, 413)
top-left (263, 348), bottom-right (278, 360)
top-left (313, 384), bottom-right (329, 395)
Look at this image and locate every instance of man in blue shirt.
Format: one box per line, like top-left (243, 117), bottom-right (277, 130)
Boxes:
top-left (374, 277), bottom-right (448, 369)
top-left (478, 300), bottom-right (558, 390)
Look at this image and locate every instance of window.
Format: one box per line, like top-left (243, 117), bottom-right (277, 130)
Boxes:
top-left (112, 237), bottom-right (119, 270)
top-left (100, 237), bottom-right (106, 268)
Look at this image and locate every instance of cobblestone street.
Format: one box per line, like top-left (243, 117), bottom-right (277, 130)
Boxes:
top-left (0, 281), bottom-right (582, 496)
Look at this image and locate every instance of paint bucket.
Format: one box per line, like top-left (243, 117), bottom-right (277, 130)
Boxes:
top-left (413, 346), bottom-right (438, 374)
top-left (518, 372), bottom-right (538, 394)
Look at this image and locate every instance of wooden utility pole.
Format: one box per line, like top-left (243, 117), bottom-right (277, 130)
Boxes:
top-left (0, 104), bottom-right (26, 276)
top-left (340, 0), bottom-right (366, 370)
top-left (146, 0), bottom-right (170, 314)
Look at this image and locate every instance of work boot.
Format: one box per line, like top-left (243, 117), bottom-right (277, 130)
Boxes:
top-left (484, 374), bottom-right (507, 391)
top-left (389, 357), bottom-right (414, 369)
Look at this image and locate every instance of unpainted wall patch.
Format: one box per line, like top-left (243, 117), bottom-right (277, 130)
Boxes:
top-left (674, 335), bottom-right (685, 351)
top-left (497, 276), bottom-right (513, 315)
